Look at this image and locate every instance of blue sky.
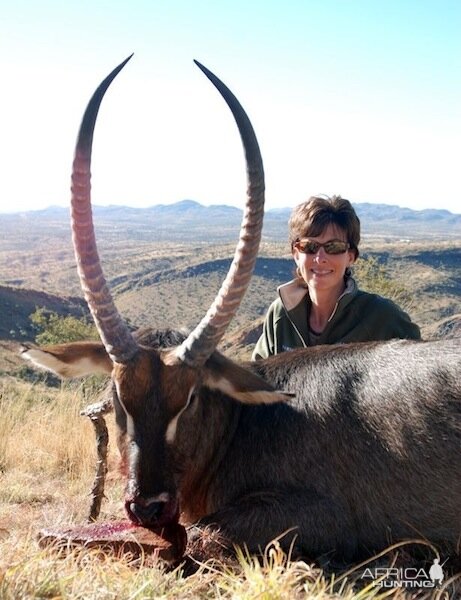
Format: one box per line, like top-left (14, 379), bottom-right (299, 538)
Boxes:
top-left (1, 0), bottom-right (460, 214)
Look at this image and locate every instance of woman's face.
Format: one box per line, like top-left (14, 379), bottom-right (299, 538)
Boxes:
top-left (292, 223), bottom-right (356, 296)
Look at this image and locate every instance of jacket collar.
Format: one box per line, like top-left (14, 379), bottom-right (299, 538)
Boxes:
top-left (278, 276), bottom-right (358, 319)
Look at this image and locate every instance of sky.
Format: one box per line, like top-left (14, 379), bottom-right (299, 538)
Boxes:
top-left (1, 0), bottom-right (460, 215)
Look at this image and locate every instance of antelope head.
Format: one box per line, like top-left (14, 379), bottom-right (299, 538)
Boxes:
top-left (24, 57), bottom-right (290, 529)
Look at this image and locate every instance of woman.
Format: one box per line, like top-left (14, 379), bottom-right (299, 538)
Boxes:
top-left (252, 195), bottom-right (420, 360)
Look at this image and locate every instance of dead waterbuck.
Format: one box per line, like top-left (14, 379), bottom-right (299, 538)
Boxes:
top-left (22, 57), bottom-right (461, 562)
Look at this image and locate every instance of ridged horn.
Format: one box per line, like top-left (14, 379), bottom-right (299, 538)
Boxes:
top-left (71, 55), bottom-right (139, 364)
top-left (175, 60), bottom-right (265, 367)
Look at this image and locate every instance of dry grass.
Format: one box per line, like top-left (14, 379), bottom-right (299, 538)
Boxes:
top-left (0, 378), bottom-right (95, 479)
top-left (1, 377), bottom-right (460, 599)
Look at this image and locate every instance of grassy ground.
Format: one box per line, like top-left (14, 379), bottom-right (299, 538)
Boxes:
top-left (1, 376), bottom-right (460, 599)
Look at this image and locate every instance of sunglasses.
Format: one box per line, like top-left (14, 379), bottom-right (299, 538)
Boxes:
top-left (294, 239), bottom-right (350, 255)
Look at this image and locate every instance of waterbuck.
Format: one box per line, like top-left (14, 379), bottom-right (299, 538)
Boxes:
top-left (22, 57), bottom-right (461, 562)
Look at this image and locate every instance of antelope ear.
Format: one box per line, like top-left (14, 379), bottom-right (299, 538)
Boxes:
top-left (20, 341), bottom-right (112, 378)
top-left (203, 352), bottom-right (294, 405)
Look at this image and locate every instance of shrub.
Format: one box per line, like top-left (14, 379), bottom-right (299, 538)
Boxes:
top-left (353, 256), bottom-right (414, 312)
top-left (30, 307), bottom-right (98, 345)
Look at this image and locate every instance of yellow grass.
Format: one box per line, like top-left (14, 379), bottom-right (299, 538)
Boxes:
top-left (0, 376), bottom-right (460, 599)
top-left (0, 378), bottom-right (95, 480)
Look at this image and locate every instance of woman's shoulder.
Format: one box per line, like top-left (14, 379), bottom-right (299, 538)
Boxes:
top-left (264, 282), bottom-right (306, 326)
top-left (354, 290), bottom-right (408, 315)
top-left (267, 295), bottom-right (284, 313)
top-left (351, 290), bottom-right (421, 340)
top-left (266, 296), bottom-right (289, 324)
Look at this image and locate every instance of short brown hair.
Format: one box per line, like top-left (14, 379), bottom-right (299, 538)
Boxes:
top-left (289, 195), bottom-right (360, 258)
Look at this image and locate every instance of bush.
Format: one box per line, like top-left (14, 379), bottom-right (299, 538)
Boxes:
top-left (30, 307), bottom-right (98, 345)
top-left (353, 256), bottom-right (413, 312)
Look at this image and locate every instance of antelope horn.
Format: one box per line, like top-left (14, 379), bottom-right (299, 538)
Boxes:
top-left (175, 61), bottom-right (265, 367)
top-left (71, 55), bottom-right (139, 364)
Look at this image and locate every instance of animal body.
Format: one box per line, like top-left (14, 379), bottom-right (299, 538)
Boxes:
top-left (24, 330), bottom-right (461, 560)
top-left (22, 57), bottom-right (461, 561)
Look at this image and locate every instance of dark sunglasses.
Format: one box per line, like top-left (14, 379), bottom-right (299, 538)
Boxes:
top-left (294, 239), bottom-right (350, 255)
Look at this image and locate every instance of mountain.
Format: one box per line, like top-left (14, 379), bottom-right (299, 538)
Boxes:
top-left (265, 203), bottom-right (461, 238)
top-left (91, 199), bottom-right (241, 219)
top-left (348, 202), bottom-right (461, 237)
top-left (1, 200), bottom-right (460, 241)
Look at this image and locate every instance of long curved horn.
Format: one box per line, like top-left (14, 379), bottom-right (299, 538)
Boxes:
top-left (71, 55), bottom-right (139, 364)
top-left (175, 61), bottom-right (265, 367)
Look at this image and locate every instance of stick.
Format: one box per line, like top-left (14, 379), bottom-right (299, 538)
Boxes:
top-left (80, 398), bottom-right (113, 522)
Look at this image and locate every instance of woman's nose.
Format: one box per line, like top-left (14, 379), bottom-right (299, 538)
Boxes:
top-left (312, 246), bottom-right (328, 260)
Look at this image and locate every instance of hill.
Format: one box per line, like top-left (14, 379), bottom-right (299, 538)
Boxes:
top-left (1, 200), bottom-right (460, 242)
top-left (0, 285), bottom-right (87, 341)
top-left (0, 200), bottom-right (459, 367)
top-left (1, 244), bottom-right (460, 353)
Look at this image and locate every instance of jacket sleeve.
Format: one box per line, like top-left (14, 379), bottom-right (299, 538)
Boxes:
top-left (368, 296), bottom-right (421, 341)
top-left (389, 305), bottom-right (421, 340)
top-left (251, 303), bottom-right (277, 360)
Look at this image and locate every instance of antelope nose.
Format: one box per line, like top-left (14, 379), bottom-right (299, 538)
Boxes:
top-left (129, 500), bottom-right (164, 524)
top-left (125, 492), bottom-right (178, 527)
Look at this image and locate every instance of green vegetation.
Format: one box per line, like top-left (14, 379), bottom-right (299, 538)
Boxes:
top-left (30, 307), bottom-right (98, 345)
top-left (353, 255), bottom-right (413, 312)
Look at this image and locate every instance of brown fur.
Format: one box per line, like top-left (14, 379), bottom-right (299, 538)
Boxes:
top-left (21, 333), bottom-right (461, 564)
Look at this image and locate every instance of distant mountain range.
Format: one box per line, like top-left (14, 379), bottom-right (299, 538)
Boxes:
top-left (2, 200), bottom-right (460, 241)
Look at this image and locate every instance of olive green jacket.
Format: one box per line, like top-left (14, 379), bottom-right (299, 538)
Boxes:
top-left (252, 277), bottom-right (421, 360)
